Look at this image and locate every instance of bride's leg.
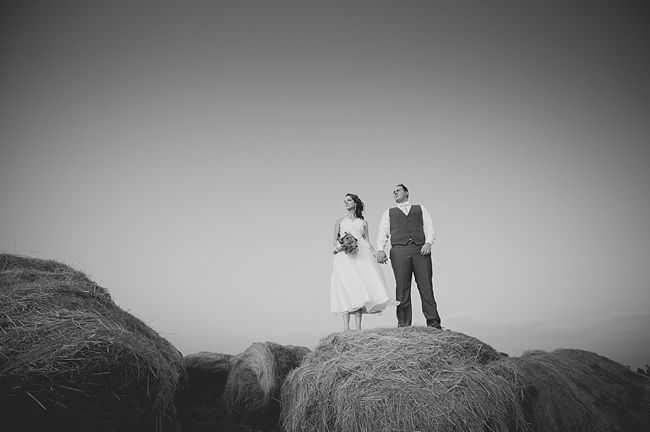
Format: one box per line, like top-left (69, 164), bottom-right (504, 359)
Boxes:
top-left (354, 309), bottom-right (362, 330)
top-left (342, 312), bottom-right (351, 331)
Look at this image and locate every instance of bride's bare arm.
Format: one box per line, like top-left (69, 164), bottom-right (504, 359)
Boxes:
top-left (363, 221), bottom-right (379, 257)
top-left (333, 218), bottom-right (342, 249)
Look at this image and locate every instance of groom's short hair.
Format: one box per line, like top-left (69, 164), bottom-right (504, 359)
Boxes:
top-left (397, 184), bottom-right (409, 194)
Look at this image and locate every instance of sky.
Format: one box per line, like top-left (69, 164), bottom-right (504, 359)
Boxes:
top-left (1, 1), bottom-right (648, 369)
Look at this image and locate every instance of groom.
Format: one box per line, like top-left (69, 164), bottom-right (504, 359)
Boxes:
top-left (376, 184), bottom-right (442, 329)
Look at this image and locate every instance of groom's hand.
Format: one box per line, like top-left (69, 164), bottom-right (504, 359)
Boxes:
top-left (376, 250), bottom-right (388, 264)
top-left (420, 243), bottom-right (432, 256)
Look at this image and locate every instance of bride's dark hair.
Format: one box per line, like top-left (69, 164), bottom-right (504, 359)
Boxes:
top-left (346, 193), bottom-right (365, 220)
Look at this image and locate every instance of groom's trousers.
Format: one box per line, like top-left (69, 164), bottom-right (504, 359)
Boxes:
top-left (390, 243), bottom-right (441, 327)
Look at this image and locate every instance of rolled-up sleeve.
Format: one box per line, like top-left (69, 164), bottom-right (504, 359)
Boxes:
top-left (376, 209), bottom-right (390, 251)
top-left (421, 205), bottom-right (436, 244)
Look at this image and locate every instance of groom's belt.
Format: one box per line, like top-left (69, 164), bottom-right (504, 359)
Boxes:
top-left (393, 239), bottom-right (423, 246)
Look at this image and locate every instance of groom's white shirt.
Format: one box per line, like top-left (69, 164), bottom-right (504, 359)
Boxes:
top-left (376, 201), bottom-right (435, 251)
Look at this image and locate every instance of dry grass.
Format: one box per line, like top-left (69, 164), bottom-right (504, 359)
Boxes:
top-left (223, 342), bottom-right (310, 430)
top-left (177, 352), bottom-right (232, 431)
top-left (281, 327), bottom-right (528, 432)
top-left (0, 253), bottom-right (186, 432)
top-left (508, 349), bottom-right (650, 432)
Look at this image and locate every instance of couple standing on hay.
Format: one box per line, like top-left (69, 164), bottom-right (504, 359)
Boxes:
top-left (331, 184), bottom-right (442, 331)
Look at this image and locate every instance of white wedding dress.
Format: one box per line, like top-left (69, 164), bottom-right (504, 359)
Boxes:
top-left (330, 217), bottom-right (398, 314)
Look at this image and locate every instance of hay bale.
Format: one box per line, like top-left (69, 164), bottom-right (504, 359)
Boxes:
top-left (510, 349), bottom-right (650, 432)
top-left (177, 351), bottom-right (232, 431)
top-left (280, 327), bottom-right (527, 432)
top-left (223, 342), bottom-right (310, 429)
top-left (0, 253), bottom-right (186, 432)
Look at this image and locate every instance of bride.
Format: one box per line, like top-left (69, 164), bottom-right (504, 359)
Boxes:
top-left (330, 193), bottom-right (398, 330)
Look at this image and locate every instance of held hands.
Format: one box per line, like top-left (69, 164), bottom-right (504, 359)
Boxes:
top-left (420, 242), bottom-right (432, 256)
top-left (376, 250), bottom-right (388, 264)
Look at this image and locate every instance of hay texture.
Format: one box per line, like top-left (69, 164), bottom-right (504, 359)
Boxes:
top-left (177, 351), bottom-right (232, 431)
top-left (281, 327), bottom-right (527, 432)
top-left (510, 349), bottom-right (650, 432)
top-left (0, 254), bottom-right (186, 432)
top-left (223, 342), bottom-right (310, 429)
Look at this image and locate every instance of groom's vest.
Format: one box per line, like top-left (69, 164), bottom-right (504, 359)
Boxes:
top-left (389, 205), bottom-right (426, 246)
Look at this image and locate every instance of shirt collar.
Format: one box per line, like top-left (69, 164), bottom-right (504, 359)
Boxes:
top-left (397, 201), bottom-right (411, 207)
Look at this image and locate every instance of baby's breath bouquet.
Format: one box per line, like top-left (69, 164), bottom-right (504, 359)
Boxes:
top-left (333, 232), bottom-right (359, 255)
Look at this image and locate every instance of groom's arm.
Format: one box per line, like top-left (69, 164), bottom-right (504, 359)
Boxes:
top-left (376, 209), bottom-right (390, 251)
top-left (376, 210), bottom-right (390, 263)
top-left (421, 205), bottom-right (436, 245)
top-left (420, 205), bottom-right (435, 256)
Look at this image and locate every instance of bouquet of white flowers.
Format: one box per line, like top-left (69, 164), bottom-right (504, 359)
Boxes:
top-left (333, 232), bottom-right (359, 255)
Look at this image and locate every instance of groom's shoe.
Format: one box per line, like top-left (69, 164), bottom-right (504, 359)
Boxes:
top-left (427, 321), bottom-right (442, 330)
